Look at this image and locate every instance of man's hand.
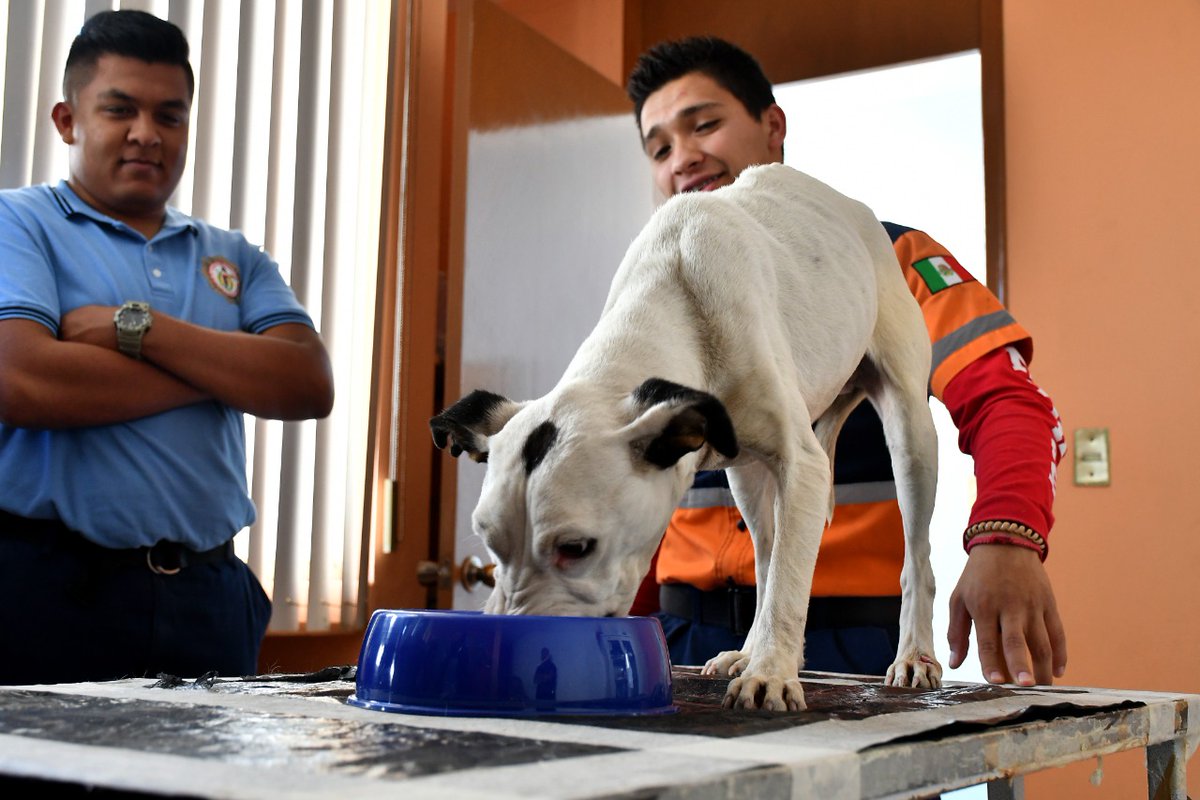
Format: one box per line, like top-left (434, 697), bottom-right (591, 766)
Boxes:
top-left (60, 305), bottom-right (120, 350)
top-left (947, 544), bottom-right (1067, 686)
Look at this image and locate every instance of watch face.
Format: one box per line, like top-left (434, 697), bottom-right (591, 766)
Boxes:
top-left (119, 305), bottom-right (150, 330)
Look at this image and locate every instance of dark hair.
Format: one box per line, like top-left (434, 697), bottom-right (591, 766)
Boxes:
top-left (64, 10), bottom-right (194, 100)
top-left (626, 36), bottom-right (776, 135)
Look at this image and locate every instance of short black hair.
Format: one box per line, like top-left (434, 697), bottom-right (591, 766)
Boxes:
top-left (63, 10), bottom-right (194, 100)
top-left (626, 36), bottom-right (776, 136)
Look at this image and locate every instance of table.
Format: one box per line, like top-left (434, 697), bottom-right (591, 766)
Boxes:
top-left (0, 667), bottom-right (1195, 799)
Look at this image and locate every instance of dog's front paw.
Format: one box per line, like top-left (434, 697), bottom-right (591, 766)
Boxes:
top-left (885, 651), bottom-right (943, 689)
top-left (702, 649), bottom-right (750, 677)
top-left (722, 671), bottom-right (805, 711)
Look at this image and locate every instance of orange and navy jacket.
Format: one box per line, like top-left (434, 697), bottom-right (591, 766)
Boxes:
top-left (653, 223), bottom-right (1066, 598)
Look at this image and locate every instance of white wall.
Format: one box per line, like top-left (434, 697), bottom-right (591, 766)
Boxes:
top-left (453, 115), bottom-right (656, 608)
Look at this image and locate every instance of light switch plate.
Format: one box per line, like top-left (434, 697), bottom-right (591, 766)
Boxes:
top-left (1074, 428), bottom-right (1111, 486)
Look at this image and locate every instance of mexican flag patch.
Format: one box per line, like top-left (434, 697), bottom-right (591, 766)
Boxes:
top-left (913, 255), bottom-right (973, 293)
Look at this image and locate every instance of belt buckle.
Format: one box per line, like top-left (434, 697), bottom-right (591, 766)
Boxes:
top-left (146, 542), bottom-right (183, 575)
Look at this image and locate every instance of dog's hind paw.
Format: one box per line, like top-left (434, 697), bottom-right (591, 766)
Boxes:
top-left (722, 673), bottom-right (806, 711)
top-left (702, 650), bottom-right (749, 677)
top-left (885, 651), bottom-right (943, 689)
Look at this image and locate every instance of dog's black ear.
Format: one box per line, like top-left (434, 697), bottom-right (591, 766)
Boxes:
top-left (628, 378), bottom-right (738, 469)
top-left (430, 390), bottom-right (524, 462)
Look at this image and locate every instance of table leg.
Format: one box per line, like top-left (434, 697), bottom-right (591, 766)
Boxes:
top-left (1147, 737), bottom-right (1187, 800)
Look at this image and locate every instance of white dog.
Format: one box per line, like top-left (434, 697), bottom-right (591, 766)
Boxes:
top-left (431, 163), bottom-right (941, 710)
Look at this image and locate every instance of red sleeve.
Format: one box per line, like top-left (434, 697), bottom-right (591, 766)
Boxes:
top-left (941, 345), bottom-right (1066, 555)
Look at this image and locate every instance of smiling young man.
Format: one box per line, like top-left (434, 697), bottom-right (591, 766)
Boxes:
top-left (627, 37), bottom-right (1068, 688)
top-left (639, 73), bottom-right (784, 196)
top-left (0, 10), bottom-right (333, 684)
top-left (54, 46), bottom-right (191, 240)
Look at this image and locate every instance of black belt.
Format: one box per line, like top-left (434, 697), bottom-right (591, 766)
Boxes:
top-left (659, 583), bottom-right (901, 636)
top-left (0, 509), bottom-right (235, 575)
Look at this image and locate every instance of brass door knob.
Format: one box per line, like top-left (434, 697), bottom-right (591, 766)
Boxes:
top-left (459, 555), bottom-right (496, 590)
top-left (416, 556), bottom-right (495, 591)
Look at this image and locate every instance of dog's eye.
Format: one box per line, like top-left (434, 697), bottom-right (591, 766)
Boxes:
top-left (554, 538), bottom-right (597, 564)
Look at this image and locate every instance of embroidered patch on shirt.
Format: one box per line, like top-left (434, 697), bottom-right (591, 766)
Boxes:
top-left (203, 257), bottom-right (241, 301)
top-left (913, 254), bottom-right (973, 293)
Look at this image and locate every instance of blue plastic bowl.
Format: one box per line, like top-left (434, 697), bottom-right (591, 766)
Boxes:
top-left (347, 609), bottom-right (675, 717)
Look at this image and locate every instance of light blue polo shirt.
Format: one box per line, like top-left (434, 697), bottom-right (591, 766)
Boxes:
top-left (0, 182), bottom-right (315, 550)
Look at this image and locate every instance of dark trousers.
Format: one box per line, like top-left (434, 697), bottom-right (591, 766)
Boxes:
top-left (0, 516), bottom-right (271, 685)
top-left (654, 587), bottom-right (901, 675)
top-left (656, 611), bottom-right (901, 675)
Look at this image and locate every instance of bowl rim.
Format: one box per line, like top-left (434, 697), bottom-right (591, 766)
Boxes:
top-left (345, 694), bottom-right (678, 717)
top-left (366, 608), bottom-right (666, 623)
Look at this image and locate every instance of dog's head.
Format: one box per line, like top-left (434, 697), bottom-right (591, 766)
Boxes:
top-left (431, 378), bottom-right (738, 617)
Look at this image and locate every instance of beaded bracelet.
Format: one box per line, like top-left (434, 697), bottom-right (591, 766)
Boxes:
top-left (962, 520), bottom-right (1048, 561)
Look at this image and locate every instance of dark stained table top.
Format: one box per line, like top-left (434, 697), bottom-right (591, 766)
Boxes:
top-left (0, 667), bottom-right (1195, 799)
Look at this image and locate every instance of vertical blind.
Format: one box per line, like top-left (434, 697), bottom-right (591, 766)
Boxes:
top-left (0, 0), bottom-right (392, 632)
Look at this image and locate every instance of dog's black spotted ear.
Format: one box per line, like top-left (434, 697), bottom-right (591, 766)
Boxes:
top-left (628, 378), bottom-right (738, 469)
top-left (430, 390), bottom-right (523, 463)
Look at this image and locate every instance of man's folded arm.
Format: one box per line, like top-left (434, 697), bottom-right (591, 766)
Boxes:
top-left (0, 318), bottom-right (208, 428)
top-left (139, 315), bottom-right (334, 421)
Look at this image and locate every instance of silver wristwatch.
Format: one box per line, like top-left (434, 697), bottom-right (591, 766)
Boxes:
top-left (113, 301), bottom-right (153, 359)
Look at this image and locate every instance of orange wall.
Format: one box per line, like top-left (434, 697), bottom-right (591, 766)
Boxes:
top-left (1006, 1), bottom-right (1200, 797)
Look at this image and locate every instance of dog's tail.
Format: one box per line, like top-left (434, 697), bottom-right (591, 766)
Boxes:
top-left (813, 389), bottom-right (867, 523)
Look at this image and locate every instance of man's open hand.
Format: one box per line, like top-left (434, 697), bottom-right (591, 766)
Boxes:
top-left (948, 544), bottom-right (1067, 685)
